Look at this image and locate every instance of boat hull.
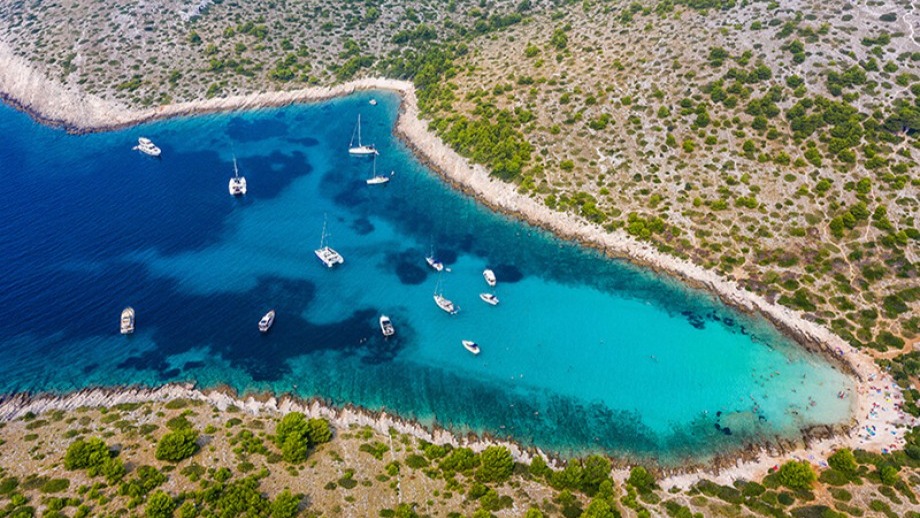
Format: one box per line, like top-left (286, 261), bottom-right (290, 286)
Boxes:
top-left (479, 293), bottom-right (499, 305)
top-left (462, 340), bottom-right (480, 355)
top-left (379, 315), bottom-right (395, 337)
top-left (315, 247), bottom-right (344, 268)
top-left (120, 307), bottom-right (135, 335)
top-left (259, 310), bottom-right (275, 333)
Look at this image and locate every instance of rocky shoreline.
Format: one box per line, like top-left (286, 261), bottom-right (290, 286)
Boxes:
top-left (0, 41), bottom-right (913, 487)
top-left (0, 382), bottom-right (898, 489)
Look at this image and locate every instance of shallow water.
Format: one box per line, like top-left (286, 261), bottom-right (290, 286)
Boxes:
top-left (0, 93), bottom-right (853, 463)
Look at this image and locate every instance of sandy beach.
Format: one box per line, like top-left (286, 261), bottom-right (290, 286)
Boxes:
top-left (0, 39), bottom-right (914, 486)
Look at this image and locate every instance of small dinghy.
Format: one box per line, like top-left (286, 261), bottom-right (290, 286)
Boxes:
top-left (462, 340), bottom-right (480, 355)
top-left (479, 293), bottom-right (499, 306)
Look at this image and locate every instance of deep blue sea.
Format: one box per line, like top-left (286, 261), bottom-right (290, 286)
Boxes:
top-left (0, 92), bottom-right (853, 464)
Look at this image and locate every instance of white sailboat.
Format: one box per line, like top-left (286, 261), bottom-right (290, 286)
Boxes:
top-left (366, 153), bottom-right (390, 185)
top-left (433, 275), bottom-right (457, 314)
top-left (348, 114), bottom-right (378, 156)
top-left (314, 215), bottom-right (344, 268)
top-left (228, 157), bottom-right (247, 196)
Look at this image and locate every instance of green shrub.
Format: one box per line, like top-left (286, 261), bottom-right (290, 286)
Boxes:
top-left (628, 466), bottom-right (656, 493)
top-left (778, 461), bottom-right (816, 490)
top-left (155, 429), bottom-right (199, 462)
top-left (64, 438), bottom-right (110, 471)
top-left (827, 449), bottom-right (858, 477)
top-left (145, 490), bottom-right (175, 518)
top-left (271, 489), bottom-right (301, 518)
top-left (40, 479), bottom-right (70, 493)
top-left (476, 446), bottom-right (514, 483)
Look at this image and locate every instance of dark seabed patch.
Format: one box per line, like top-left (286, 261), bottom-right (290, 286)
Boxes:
top-left (491, 264), bottom-right (524, 283)
top-left (226, 117), bottom-right (289, 142)
top-left (351, 216), bottom-right (375, 235)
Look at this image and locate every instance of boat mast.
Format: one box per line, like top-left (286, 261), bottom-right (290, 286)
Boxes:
top-left (233, 156), bottom-right (239, 179)
top-left (357, 114), bottom-right (362, 147)
top-left (320, 214), bottom-right (328, 248)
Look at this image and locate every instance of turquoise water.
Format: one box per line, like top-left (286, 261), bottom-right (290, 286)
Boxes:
top-left (0, 92), bottom-right (853, 463)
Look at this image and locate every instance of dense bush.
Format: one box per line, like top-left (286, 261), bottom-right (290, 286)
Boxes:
top-left (627, 466), bottom-right (656, 493)
top-left (476, 446), bottom-right (514, 483)
top-left (273, 413), bottom-right (333, 463)
top-left (777, 461), bottom-right (816, 490)
top-left (64, 437), bottom-right (110, 471)
top-left (145, 490), bottom-right (175, 518)
top-left (155, 429), bottom-right (199, 462)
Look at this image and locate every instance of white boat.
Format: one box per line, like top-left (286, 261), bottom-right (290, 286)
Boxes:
top-left (479, 293), bottom-right (499, 306)
top-left (228, 157), bottom-right (247, 196)
top-left (379, 315), bottom-right (395, 337)
top-left (434, 294), bottom-right (457, 314)
top-left (462, 340), bottom-right (480, 355)
top-left (259, 310), bottom-right (275, 333)
top-left (134, 137), bottom-right (161, 157)
top-left (314, 215), bottom-right (344, 268)
top-left (366, 153), bottom-right (390, 185)
top-left (348, 114), bottom-right (378, 156)
top-left (369, 99), bottom-right (378, 106)
top-left (120, 307), bottom-right (135, 334)
top-left (426, 256), bottom-right (444, 271)
top-left (483, 269), bottom-right (496, 287)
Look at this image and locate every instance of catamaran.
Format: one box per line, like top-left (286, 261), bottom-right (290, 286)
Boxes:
top-left (483, 269), bottom-right (497, 287)
top-left (348, 114), bottom-right (378, 156)
top-left (134, 137), bottom-right (161, 157)
top-left (228, 157), bottom-right (247, 196)
top-left (479, 293), bottom-right (499, 306)
top-left (462, 340), bottom-right (481, 355)
top-left (314, 215), bottom-right (344, 268)
top-left (379, 315), bottom-right (395, 337)
top-left (120, 307), bottom-right (135, 334)
top-left (366, 153), bottom-right (390, 185)
top-left (259, 310), bottom-right (275, 333)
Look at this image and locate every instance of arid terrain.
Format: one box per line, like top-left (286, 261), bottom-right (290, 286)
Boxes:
top-left (1, 396), bottom-right (920, 517)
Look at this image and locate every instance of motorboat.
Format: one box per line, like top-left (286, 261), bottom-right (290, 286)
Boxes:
top-left (134, 137), bottom-right (161, 157)
top-left (228, 157), bottom-right (247, 196)
top-left (479, 293), bottom-right (499, 306)
top-left (483, 269), bottom-right (496, 287)
top-left (348, 114), bottom-right (379, 156)
top-left (314, 215), bottom-right (344, 267)
top-left (379, 315), bottom-right (395, 337)
top-left (120, 307), bottom-right (135, 334)
top-left (369, 99), bottom-right (378, 106)
top-left (462, 340), bottom-right (480, 355)
top-left (259, 310), bottom-right (275, 332)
